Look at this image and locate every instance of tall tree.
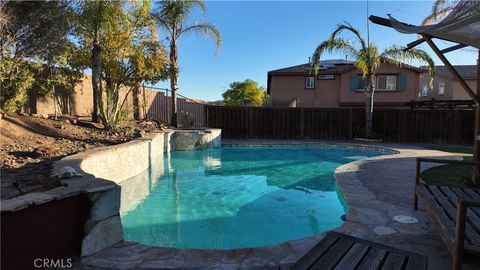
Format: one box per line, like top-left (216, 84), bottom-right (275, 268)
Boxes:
top-left (100, 1), bottom-right (167, 129)
top-left (311, 22), bottom-right (435, 138)
top-left (152, 0), bottom-right (221, 127)
top-left (0, 0), bottom-right (80, 114)
top-left (0, 1), bottom-right (30, 114)
top-left (76, 0), bottom-right (167, 129)
top-left (3, 0), bottom-right (75, 60)
top-left (222, 79), bottom-right (265, 107)
top-left (76, 0), bottom-right (124, 122)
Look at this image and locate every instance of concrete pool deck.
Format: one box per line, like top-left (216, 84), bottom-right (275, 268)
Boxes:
top-left (81, 140), bottom-right (477, 270)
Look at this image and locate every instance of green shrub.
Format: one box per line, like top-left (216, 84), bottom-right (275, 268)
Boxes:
top-left (179, 112), bottom-right (195, 128)
top-left (0, 61), bottom-right (35, 113)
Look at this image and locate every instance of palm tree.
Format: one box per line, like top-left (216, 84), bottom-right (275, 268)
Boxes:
top-left (311, 22), bottom-right (435, 138)
top-left (76, 0), bottom-right (125, 123)
top-left (152, 0), bottom-right (221, 127)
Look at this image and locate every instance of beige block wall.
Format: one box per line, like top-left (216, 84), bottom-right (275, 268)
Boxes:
top-left (35, 75), bottom-right (138, 118)
top-left (35, 75), bottom-right (94, 116)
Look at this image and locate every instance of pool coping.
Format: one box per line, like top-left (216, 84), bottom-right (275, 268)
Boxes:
top-left (80, 140), bottom-right (460, 269)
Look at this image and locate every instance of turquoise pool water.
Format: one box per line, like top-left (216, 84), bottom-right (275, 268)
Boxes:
top-left (121, 146), bottom-right (382, 249)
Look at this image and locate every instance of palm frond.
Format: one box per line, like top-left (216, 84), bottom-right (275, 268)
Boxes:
top-left (152, 0), bottom-right (209, 37)
top-left (356, 45), bottom-right (381, 76)
top-left (152, 1), bottom-right (177, 27)
top-left (310, 38), bottom-right (359, 75)
top-left (180, 22), bottom-right (222, 52)
top-left (381, 45), bottom-right (435, 88)
top-left (181, 0), bottom-right (206, 15)
top-left (330, 21), bottom-right (367, 51)
top-left (151, 12), bottom-right (173, 35)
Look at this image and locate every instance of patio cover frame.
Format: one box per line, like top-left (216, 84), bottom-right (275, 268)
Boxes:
top-left (369, 13), bottom-right (480, 161)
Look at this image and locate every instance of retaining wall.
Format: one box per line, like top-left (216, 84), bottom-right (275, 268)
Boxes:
top-left (0, 129), bottom-right (221, 267)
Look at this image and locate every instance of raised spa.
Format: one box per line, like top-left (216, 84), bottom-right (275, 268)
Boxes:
top-left (120, 145), bottom-right (383, 249)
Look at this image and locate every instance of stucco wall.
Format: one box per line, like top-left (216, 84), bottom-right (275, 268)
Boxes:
top-left (270, 75), bottom-right (341, 108)
top-left (418, 74), bottom-right (476, 101)
top-left (340, 63), bottom-right (420, 105)
top-left (452, 79), bottom-right (476, 100)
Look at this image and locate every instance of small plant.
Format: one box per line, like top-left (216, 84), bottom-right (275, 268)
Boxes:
top-left (179, 111), bottom-right (195, 128)
top-left (115, 110), bottom-right (129, 125)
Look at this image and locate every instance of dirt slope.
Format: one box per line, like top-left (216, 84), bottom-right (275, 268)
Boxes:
top-left (0, 114), bottom-right (161, 199)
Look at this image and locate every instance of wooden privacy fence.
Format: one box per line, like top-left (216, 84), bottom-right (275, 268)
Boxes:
top-left (142, 86), bottom-right (205, 128)
top-left (205, 106), bottom-right (475, 145)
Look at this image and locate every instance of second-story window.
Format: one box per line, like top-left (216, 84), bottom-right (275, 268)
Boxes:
top-left (421, 85), bottom-right (428, 97)
top-left (438, 81), bottom-right (445, 95)
top-left (305, 76), bottom-right (315, 89)
top-left (377, 75), bottom-right (397, 91)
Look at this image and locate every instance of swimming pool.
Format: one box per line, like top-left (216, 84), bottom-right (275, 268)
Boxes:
top-left (121, 145), bottom-right (383, 249)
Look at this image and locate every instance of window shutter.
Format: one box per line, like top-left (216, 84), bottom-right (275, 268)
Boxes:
top-left (357, 76), bottom-right (365, 90)
top-left (398, 73), bottom-right (407, 91)
top-left (349, 75), bottom-right (357, 92)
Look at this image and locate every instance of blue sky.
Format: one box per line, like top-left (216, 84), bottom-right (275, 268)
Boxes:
top-left (152, 0), bottom-right (478, 101)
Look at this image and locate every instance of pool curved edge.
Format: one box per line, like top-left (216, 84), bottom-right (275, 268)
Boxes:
top-left (82, 142), bottom-right (403, 269)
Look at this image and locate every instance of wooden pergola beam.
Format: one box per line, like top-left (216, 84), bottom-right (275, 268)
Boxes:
top-left (405, 39), bottom-right (467, 53)
top-left (441, 44), bottom-right (468, 54)
top-left (405, 39), bottom-right (426, 51)
top-left (369, 15), bottom-right (480, 163)
top-left (421, 34), bottom-right (479, 103)
top-left (420, 35), bottom-right (480, 161)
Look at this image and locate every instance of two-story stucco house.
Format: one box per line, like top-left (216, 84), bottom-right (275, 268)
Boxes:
top-left (267, 59), bottom-right (424, 108)
top-left (418, 65), bottom-right (477, 101)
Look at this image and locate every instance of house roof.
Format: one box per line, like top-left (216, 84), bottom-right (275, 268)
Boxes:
top-left (266, 59), bottom-right (426, 94)
top-left (435, 65), bottom-right (478, 80)
top-left (268, 59), bottom-right (355, 75)
top-left (268, 59), bottom-right (426, 76)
